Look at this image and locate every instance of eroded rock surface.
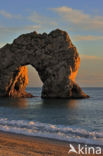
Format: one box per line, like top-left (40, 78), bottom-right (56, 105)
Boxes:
top-left (0, 29), bottom-right (89, 98)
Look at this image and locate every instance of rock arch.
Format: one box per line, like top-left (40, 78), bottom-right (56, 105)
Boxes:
top-left (0, 29), bottom-right (89, 98)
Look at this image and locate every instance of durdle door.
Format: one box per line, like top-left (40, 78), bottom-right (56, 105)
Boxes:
top-left (0, 29), bottom-right (89, 98)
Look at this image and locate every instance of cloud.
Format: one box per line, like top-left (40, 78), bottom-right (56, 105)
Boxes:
top-left (0, 25), bottom-right (40, 35)
top-left (51, 6), bottom-right (103, 32)
top-left (0, 10), bottom-right (22, 19)
top-left (0, 25), bottom-right (40, 46)
top-left (73, 35), bottom-right (103, 41)
top-left (0, 43), bottom-right (5, 48)
top-left (80, 54), bottom-right (103, 60)
top-left (28, 11), bottom-right (58, 30)
top-left (0, 10), bottom-right (12, 18)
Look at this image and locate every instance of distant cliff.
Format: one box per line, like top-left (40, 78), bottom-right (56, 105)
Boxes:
top-left (0, 29), bottom-right (89, 98)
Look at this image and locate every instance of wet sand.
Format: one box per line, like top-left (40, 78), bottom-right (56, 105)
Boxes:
top-left (0, 131), bottom-right (102, 156)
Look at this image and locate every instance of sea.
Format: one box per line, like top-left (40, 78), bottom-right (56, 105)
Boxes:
top-left (0, 87), bottom-right (103, 145)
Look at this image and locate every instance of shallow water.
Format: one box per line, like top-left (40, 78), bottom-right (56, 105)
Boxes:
top-left (0, 87), bottom-right (103, 145)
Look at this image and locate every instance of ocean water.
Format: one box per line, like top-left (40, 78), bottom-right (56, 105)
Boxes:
top-left (0, 87), bottom-right (103, 145)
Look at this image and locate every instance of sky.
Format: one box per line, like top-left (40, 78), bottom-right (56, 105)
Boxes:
top-left (0, 0), bottom-right (103, 87)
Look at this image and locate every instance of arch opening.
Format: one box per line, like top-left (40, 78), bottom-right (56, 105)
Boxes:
top-left (27, 65), bottom-right (43, 88)
top-left (25, 65), bottom-right (43, 97)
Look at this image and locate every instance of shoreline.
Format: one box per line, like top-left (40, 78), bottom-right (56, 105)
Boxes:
top-left (0, 130), bottom-right (103, 156)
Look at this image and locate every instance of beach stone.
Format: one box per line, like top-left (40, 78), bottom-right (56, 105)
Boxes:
top-left (0, 29), bottom-right (89, 98)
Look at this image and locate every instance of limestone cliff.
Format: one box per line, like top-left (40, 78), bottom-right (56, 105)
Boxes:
top-left (0, 29), bottom-right (89, 98)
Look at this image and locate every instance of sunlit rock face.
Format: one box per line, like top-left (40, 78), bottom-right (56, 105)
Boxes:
top-left (0, 29), bottom-right (89, 98)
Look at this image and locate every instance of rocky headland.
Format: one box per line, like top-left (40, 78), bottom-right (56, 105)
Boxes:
top-left (0, 29), bottom-right (89, 98)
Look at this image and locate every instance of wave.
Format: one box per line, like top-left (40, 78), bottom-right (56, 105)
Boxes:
top-left (0, 118), bottom-right (103, 145)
